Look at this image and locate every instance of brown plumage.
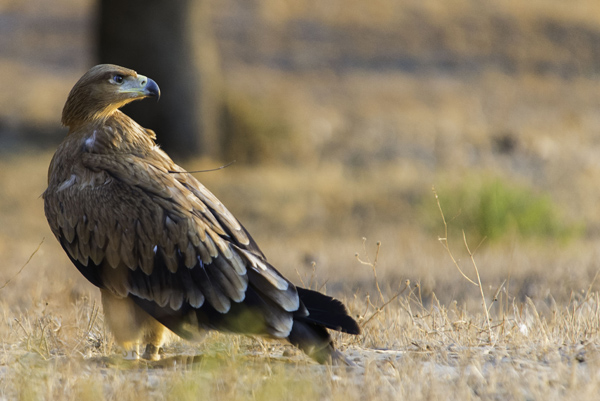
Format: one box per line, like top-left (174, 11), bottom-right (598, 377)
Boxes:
top-left (43, 64), bottom-right (360, 363)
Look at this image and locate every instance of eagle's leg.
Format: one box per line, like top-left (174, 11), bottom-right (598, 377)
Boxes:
top-left (142, 319), bottom-right (168, 361)
top-left (100, 289), bottom-right (169, 361)
top-left (100, 289), bottom-right (144, 360)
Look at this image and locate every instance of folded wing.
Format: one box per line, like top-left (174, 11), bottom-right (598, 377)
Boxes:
top-left (44, 149), bottom-right (304, 338)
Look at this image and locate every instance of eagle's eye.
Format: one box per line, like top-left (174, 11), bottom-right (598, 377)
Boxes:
top-left (112, 75), bottom-right (124, 84)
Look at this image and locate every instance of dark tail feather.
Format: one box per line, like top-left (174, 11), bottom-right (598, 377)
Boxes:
top-left (287, 288), bottom-right (360, 364)
top-left (295, 287), bottom-right (360, 334)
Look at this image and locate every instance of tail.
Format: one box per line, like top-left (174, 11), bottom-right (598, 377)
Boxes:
top-left (287, 288), bottom-right (360, 364)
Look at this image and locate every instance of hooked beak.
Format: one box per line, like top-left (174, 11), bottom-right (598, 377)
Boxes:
top-left (141, 77), bottom-right (161, 101)
top-left (119, 75), bottom-right (161, 101)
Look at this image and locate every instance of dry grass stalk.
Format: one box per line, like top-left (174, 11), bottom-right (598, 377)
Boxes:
top-left (433, 187), bottom-right (494, 343)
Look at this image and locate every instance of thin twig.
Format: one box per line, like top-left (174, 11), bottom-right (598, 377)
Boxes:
top-left (463, 230), bottom-right (493, 342)
top-left (361, 280), bottom-right (410, 328)
top-left (432, 188), bottom-right (477, 286)
top-left (168, 160), bottom-right (236, 174)
top-left (487, 279), bottom-right (507, 314)
top-left (355, 238), bottom-right (385, 304)
top-left (0, 238), bottom-right (44, 291)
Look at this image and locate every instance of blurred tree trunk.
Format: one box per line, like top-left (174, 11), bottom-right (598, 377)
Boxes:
top-left (98, 0), bottom-right (222, 158)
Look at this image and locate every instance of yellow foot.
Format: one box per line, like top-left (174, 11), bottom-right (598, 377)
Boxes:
top-left (142, 344), bottom-right (161, 361)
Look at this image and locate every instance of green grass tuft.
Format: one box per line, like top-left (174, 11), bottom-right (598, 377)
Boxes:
top-left (424, 175), bottom-right (583, 244)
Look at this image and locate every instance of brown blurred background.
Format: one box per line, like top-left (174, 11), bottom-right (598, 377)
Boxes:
top-left (1, 0), bottom-right (600, 313)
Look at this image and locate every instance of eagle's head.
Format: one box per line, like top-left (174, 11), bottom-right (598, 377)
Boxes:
top-left (61, 64), bottom-right (160, 128)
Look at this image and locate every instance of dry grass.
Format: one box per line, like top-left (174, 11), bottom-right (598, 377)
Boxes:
top-left (4, 291), bottom-right (600, 400)
top-left (2, 236), bottom-right (600, 400)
